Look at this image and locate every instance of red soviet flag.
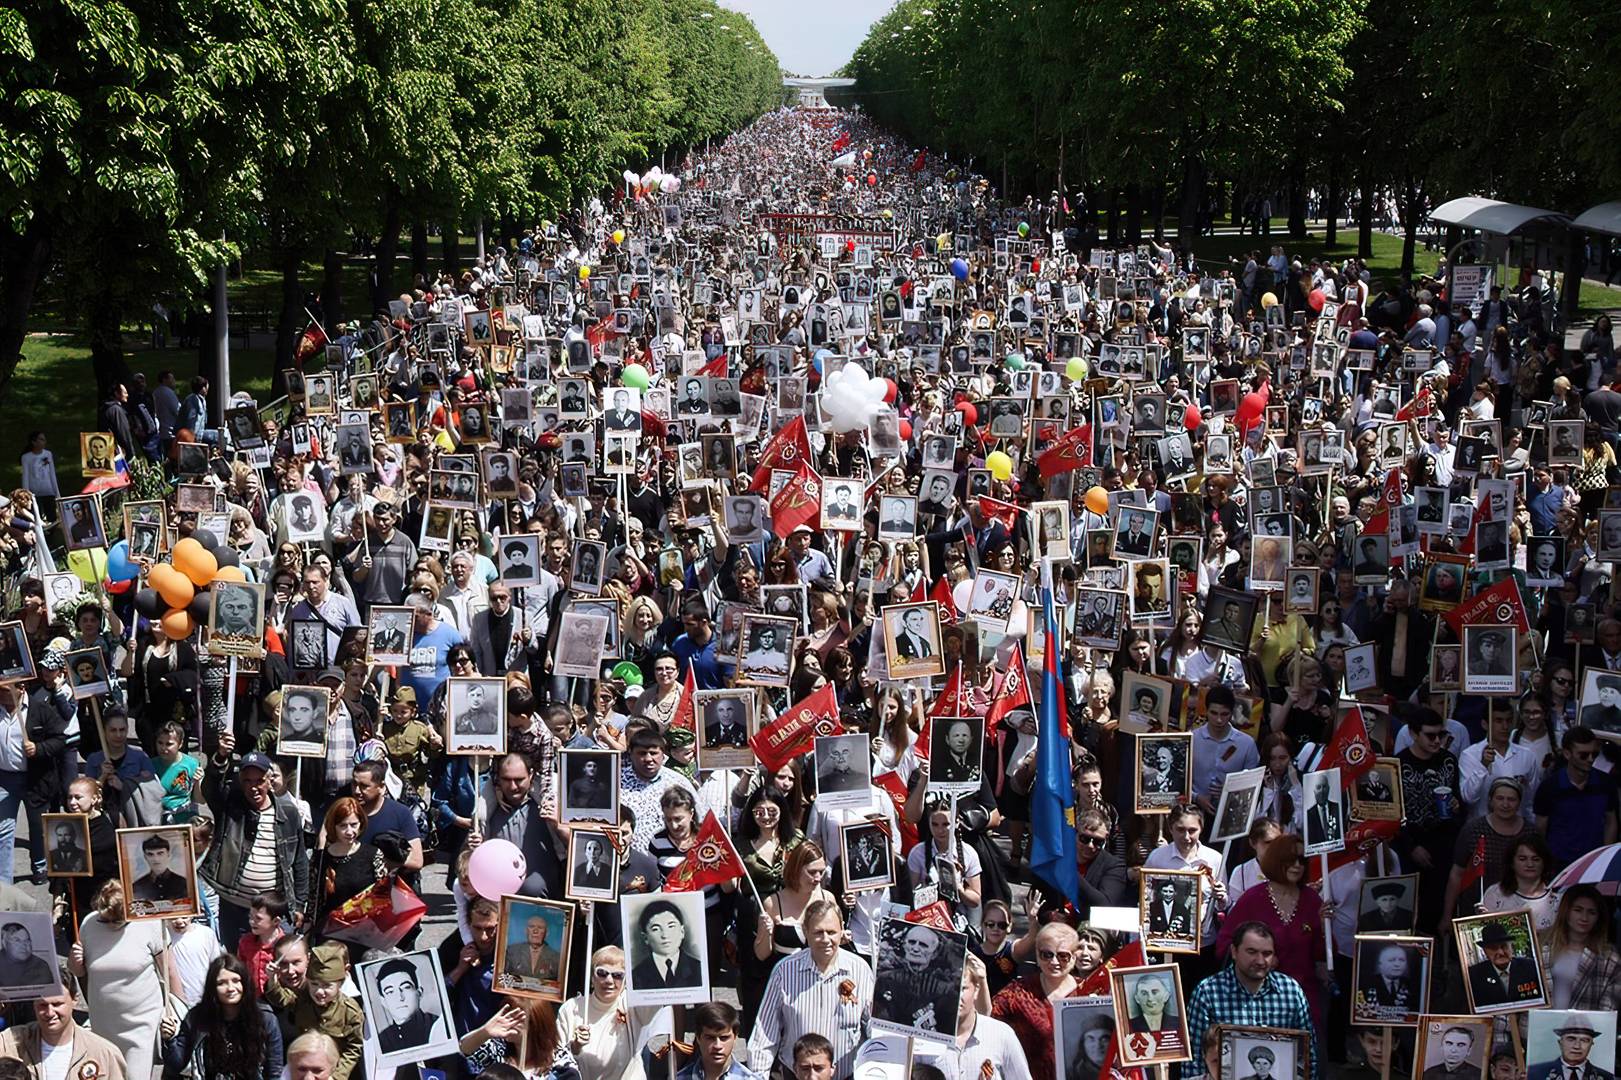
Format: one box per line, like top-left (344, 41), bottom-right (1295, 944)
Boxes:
top-left (664, 812), bottom-right (745, 892)
top-left (1318, 706), bottom-right (1376, 786)
top-left (750, 416), bottom-right (812, 493)
top-left (1361, 467), bottom-right (1403, 535)
top-left (748, 683), bottom-right (839, 773)
top-left (930, 576), bottom-right (958, 624)
top-left (985, 644), bottom-right (1036, 734)
top-left (768, 458), bottom-right (823, 538)
top-left (668, 665), bottom-right (697, 737)
top-left (1037, 424), bottom-right (1092, 478)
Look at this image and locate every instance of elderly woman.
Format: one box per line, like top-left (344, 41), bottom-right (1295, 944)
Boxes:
top-left (556, 946), bottom-right (640, 1080)
top-left (990, 922), bottom-right (1083, 1080)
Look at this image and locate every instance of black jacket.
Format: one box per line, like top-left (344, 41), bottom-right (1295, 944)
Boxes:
top-left (200, 760), bottom-right (310, 911)
top-left (23, 685), bottom-right (73, 799)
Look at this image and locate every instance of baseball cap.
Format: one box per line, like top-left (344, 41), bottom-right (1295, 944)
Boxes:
top-left (239, 752), bottom-right (274, 774)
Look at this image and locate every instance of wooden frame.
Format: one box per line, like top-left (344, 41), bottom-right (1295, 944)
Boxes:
top-left (493, 895), bottom-right (573, 1001)
top-left (1350, 934), bottom-right (1432, 1025)
top-left (1138, 867), bottom-right (1203, 954)
top-left (1217, 1025), bottom-right (1310, 1080)
top-left (116, 824), bottom-right (199, 921)
top-left (42, 813), bottom-right (92, 877)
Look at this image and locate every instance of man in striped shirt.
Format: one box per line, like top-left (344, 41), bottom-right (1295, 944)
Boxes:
top-left (747, 899), bottom-right (873, 1078)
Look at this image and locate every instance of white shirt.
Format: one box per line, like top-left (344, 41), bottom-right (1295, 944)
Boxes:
top-left (1458, 740), bottom-right (1541, 820)
top-left (910, 1014), bottom-right (1033, 1080)
top-left (0, 699), bottom-right (27, 773)
top-left (19, 450), bottom-right (58, 498)
top-left (38, 1033), bottom-right (73, 1080)
top-left (1143, 840), bottom-right (1225, 935)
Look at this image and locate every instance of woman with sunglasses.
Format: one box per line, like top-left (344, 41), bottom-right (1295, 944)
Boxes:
top-left (970, 899), bottom-right (1017, 996)
top-left (989, 922), bottom-right (1083, 1080)
top-left (557, 946), bottom-right (641, 1080)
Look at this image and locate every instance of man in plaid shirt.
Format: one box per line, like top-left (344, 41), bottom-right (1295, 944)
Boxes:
top-left (1185, 920), bottom-right (1320, 1080)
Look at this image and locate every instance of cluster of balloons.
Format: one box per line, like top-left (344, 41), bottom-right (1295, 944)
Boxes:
top-left (821, 363), bottom-right (889, 433)
top-left (126, 534), bottom-right (245, 640)
top-left (621, 167), bottom-right (679, 196)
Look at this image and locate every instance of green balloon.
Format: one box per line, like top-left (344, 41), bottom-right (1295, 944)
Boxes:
top-left (1004, 353), bottom-right (1026, 371)
top-left (611, 661), bottom-right (644, 686)
top-left (1017, 221), bottom-right (1030, 237)
top-left (621, 363), bottom-right (651, 389)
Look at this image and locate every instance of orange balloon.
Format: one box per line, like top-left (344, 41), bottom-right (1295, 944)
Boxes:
top-left (159, 608), bottom-right (195, 641)
top-left (1084, 485), bottom-right (1110, 516)
top-left (172, 537), bottom-right (218, 588)
top-left (213, 566), bottom-right (247, 583)
top-left (150, 563), bottom-right (195, 609)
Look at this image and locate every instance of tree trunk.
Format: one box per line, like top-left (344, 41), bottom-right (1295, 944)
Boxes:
top-left (0, 217), bottom-right (54, 410)
top-left (1230, 181), bottom-right (1243, 226)
top-left (442, 225), bottom-right (461, 274)
top-left (1125, 183), bottom-right (1143, 245)
top-left (1105, 190), bottom-right (1120, 246)
top-left (1152, 183), bottom-right (1167, 242)
top-left (1177, 150), bottom-right (1207, 247)
top-left (1399, 177), bottom-right (1419, 284)
top-left (276, 245), bottom-right (304, 376)
top-left (321, 249), bottom-right (344, 331)
top-left (371, 190), bottom-right (401, 312)
top-left (1357, 176), bottom-right (1374, 259)
top-left (411, 219), bottom-right (430, 288)
top-left (86, 298), bottom-right (130, 403)
top-left (1325, 173), bottom-right (1341, 248)
top-left (1287, 161), bottom-right (1307, 239)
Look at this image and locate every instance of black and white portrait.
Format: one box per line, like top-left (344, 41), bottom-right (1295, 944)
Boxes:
top-left (0, 912), bottom-right (62, 1001)
top-left (1302, 767), bottom-right (1345, 855)
top-left (927, 717), bottom-right (984, 794)
top-left (367, 606), bottom-right (411, 666)
top-left (59, 496), bottom-right (106, 552)
top-left (622, 891), bottom-right (710, 1006)
top-left (736, 614), bottom-right (794, 688)
top-left (553, 609), bottom-right (608, 679)
top-left (840, 820), bottom-right (894, 893)
top-left (1344, 642), bottom-right (1379, 694)
top-left (483, 451), bottom-right (520, 499)
top-left (1462, 624), bottom-right (1516, 695)
top-left (821, 478), bottom-right (864, 532)
top-left (1211, 767), bottom-right (1265, 843)
top-left (1356, 875), bottom-right (1418, 934)
top-left (565, 828), bottom-right (619, 903)
top-left (877, 495), bottom-right (917, 541)
top-left (1140, 869), bottom-right (1202, 953)
top-left (872, 919), bottom-right (967, 1038)
top-left (42, 813), bottom-right (91, 878)
top-left (446, 676), bottom-right (504, 755)
top-left (207, 581), bottom-right (265, 658)
top-left (117, 825), bottom-right (198, 920)
top-left (1135, 733), bottom-right (1191, 813)
top-left (498, 534), bottom-right (542, 588)
top-left (570, 540), bottom-right (607, 596)
top-left (723, 495), bottom-right (766, 545)
top-left (813, 733), bottom-right (872, 812)
top-left (1351, 935), bottom-right (1431, 1025)
top-left (358, 950), bottom-right (458, 1068)
top-left (559, 749), bottom-right (619, 824)
top-left (696, 690), bottom-right (755, 770)
top-left (65, 648), bottom-right (110, 700)
top-left (881, 601), bottom-right (945, 681)
top-left (277, 685), bottom-right (329, 758)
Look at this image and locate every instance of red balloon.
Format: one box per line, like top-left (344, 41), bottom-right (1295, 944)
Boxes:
top-left (956, 401), bottom-right (978, 426)
top-left (845, 239), bottom-right (855, 253)
top-left (867, 173), bottom-right (877, 186)
top-left (881, 378), bottom-right (898, 404)
top-left (1184, 404), bottom-right (1202, 431)
top-left (899, 419), bottom-right (913, 440)
top-left (1308, 288), bottom-right (1326, 313)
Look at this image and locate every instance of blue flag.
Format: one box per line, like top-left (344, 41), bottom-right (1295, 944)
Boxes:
top-left (1029, 569), bottom-right (1080, 908)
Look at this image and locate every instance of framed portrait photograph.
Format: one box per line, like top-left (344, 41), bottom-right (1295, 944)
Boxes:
top-left (1525, 534), bottom-right (1566, 589)
top-left (358, 949), bottom-right (459, 1068)
top-left (1429, 645), bottom-right (1463, 691)
top-left (1210, 766), bottom-right (1266, 843)
top-left (483, 450), bottom-right (520, 499)
top-left (820, 809), bottom-right (889, 899)
top-left (1546, 419), bottom-right (1584, 467)
top-left (1073, 589), bottom-right (1126, 651)
top-left (621, 891), bottom-right (710, 1007)
top-left (881, 601), bottom-right (946, 681)
top-left (917, 469), bottom-right (958, 519)
top-left (559, 749), bottom-right (618, 825)
top-left (813, 733), bottom-right (872, 812)
top-left (820, 477), bottom-right (865, 532)
top-left (0, 910), bottom-right (63, 1002)
top-left (1135, 732), bottom-right (1192, 814)
top-left (723, 495), bottom-right (767, 545)
top-left (289, 619), bottom-right (331, 677)
top-left (565, 826), bottom-right (619, 902)
top-left (569, 540), bottom-right (607, 596)
top-left (1350, 934), bottom-right (1433, 1025)
top-left (1128, 559), bottom-right (1174, 627)
top-left (277, 685), bottom-right (329, 758)
top-left (1219, 1026), bottom-right (1309, 1080)
top-left (927, 716), bottom-right (984, 795)
top-left (1525, 1010), bottom-right (1617, 1080)
top-left (493, 896), bottom-right (572, 1001)
top-left (367, 606), bottom-right (411, 666)
top-left (1577, 666), bottom-right (1621, 742)
top-left (553, 610), bottom-right (608, 678)
top-left (80, 431), bottom-right (117, 477)
top-left (1110, 964), bottom-right (1190, 1066)
top-left (872, 918), bottom-right (968, 1040)
top-left (1120, 671), bottom-right (1173, 734)
top-left (876, 495), bottom-right (918, 542)
top-left (1356, 874), bottom-right (1419, 934)
top-left (1462, 624), bottom-right (1517, 695)
top-left (1454, 909), bottom-right (1547, 1014)
top-left (965, 570), bottom-right (1021, 633)
top-left (1282, 568), bottom-right (1319, 615)
top-left (64, 647), bottom-right (110, 700)
top-left (1112, 505), bottom-right (1159, 559)
top-left (42, 812), bottom-right (92, 877)
top-left (1343, 642), bottom-right (1379, 694)
top-left (1201, 586), bottom-right (1258, 655)
top-left (117, 825), bottom-right (198, 920)
top-left (1350, 756), bottom-right (1404, 822)
top-left (59, 495), bottom-right (106, 552)
top-left (1419, 555), bottom-right (1470, 613)
top-left (695, 690), bottom-right (755, 770)
top-left (1352, 532), bottom-right (1390, 585)
top-left (385, 401), bottom-right (416, 443)
top-left (736, 614), bottom-right (795, 688)
top-left (1249, 535), bottom-right (1291, 591)
top-left (1139, 868), bottom-right (1203, 953)
top-left (282, 490), bottom-right (328, 545)
top-left (1301, 767), bottom-right (1346, 855)
top-left (445, 676), bottom-right (504, 755)
top-left (207, 580), bottom-right (266, 659)
top-left (224, 405), bottom-right (266, 450)
top-left (497, 534), bottom-right (542, 588)
top-left (1052, 996), bottom-right (1116, 1080)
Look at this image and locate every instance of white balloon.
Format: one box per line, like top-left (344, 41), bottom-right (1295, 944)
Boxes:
top-left (1004, 600), bottom-right (1029, 637)
top-left (952, 578), bottom-right (975, 614)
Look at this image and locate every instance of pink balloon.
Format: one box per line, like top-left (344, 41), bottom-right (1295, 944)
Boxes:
top-left (1308, 288), bottom-right (1326, 313)
top-left (467, 838), bottom-right (527, 899)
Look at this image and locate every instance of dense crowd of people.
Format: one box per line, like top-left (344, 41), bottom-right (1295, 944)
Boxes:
top-left (0, 103), bottom-right (1618, 1080)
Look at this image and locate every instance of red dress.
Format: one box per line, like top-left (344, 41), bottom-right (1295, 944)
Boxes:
top-left (1215, 882), bottom-right (1327, 1031)
top-left (990, 973), bottom-right (1080, 1080)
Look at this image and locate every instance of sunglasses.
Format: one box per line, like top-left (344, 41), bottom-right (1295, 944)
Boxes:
top-left (1038, 949), bottom-right (1073, 964)
top-left (982, 920), bottom-right (1009, 929)
top-left (1078, 834), bottom-right (1107, 847)
top-left (593, 967), bottom-right (625, 981)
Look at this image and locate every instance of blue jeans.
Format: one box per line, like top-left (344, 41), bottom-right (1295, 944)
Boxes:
top-left (0, 770), bottom-right (27, 885)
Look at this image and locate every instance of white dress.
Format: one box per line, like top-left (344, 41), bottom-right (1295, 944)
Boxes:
top-left (81, 912), bottom-right (166, 1080)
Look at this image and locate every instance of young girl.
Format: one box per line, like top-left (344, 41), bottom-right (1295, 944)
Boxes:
top-left (153, 721), bottom-right (201, 824)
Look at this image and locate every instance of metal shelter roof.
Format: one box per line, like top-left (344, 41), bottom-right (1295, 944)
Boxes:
top-left (1572, 201), bottom-right (1621, 239)
top-left (1430, 196), bottom-right (1570, 235)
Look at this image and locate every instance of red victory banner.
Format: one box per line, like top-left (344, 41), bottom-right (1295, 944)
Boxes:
top-left (1037, 423), bottom-right (1092, 478)
top-left (750, 415), bottom-right (812, 493)
top-left (1442, 575), bottom-right (1530, 638)
top-left (664, 812), bottom-right (745, 892)
top-left (748, 682), bottom-right (839, 773)
top-left (768, 458), bottom-right (823, 539)
top-left (1307, 818), bottom-right (1400, 881)
top-left (902, 901), bottom-right (956, 931)
top-left (1319, 706), bottom-right (1376, 786)
top-left (668, 664), bottom-right (697, 736)
top-left (872, 772), bottom-right (919, 854)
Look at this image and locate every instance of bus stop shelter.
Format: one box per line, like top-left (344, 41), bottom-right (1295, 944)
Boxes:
top-left (1430, 196), bottom-right (1577, 317)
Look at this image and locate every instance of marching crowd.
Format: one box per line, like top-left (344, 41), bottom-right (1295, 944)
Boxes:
top-left (0, 103), bottom-right (1618, 1080)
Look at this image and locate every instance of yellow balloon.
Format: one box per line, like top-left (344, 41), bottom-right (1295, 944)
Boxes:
top-left (578, 265), bottom-right (591, 280)
top-left (986, 450), bottom-right (1014, 482)
top-left (68, 547), bottom-right (108, 586)
top-left (611, 229), bottom-right (626, 245)
top-left (1261, 291), bottom-right (1279, 309)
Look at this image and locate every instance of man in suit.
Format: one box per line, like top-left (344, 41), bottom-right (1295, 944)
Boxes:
top-left (825, 483), bottom-right (860, 523)
top-left (1527, 1014), bottom-right (1614, 1080)
top-left (630, 900), bottom-right (702, 989)
top-left (603, 389), bottom-right (639, 430)
top-left (893, 607), bottom-right (934, 659)
top-left (918, 473), bottom-right (954, 518)
top-left (1421, 1024), bottom-right (1482, 1080)
top-left (505, 915), bottom-right (562, 983)
top-left (1146, 878), bottom-right (1193, 937)
top-left (1117, 510), bottom-right (1154, 556)
top-left (934, 720), bottom-right (977, 783)
top-left (1467, 921), bottom-right (1542, 1008)
top-left (1470, 630), bottom-right (1511, 677)
top-left (704, 697), bottom-right (748, 748)
top-left (574, 837), bottom-right (612, 891)
top-left (1580, 674), bottom-right (1621, 733)
top-left (132, 834), bottom-right (189, 904)
top-left (1306, 774), bottom-right (1342, 848)
top-left (817, 738), bottom-right (862, 795)
top-left (1359, 882), bottom-right (1414, 932)
top-left (1360, 942), bottom-right (1417, 1014)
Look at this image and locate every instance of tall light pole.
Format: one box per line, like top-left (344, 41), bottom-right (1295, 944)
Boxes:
top-left (214, 235), bottom-right (231, 424)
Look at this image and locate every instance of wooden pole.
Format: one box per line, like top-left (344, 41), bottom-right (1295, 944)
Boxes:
top-left (87, 697), bottom-right (109, 763)
top-left (1378, 1026), bottom-right (1391, 1080)
top-left (1320, 850), bottom-right (1334, 973)
top-left (224, 656), bottom-right (239, 740)
top-left (583, 906), bottom-right (597, 1029)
